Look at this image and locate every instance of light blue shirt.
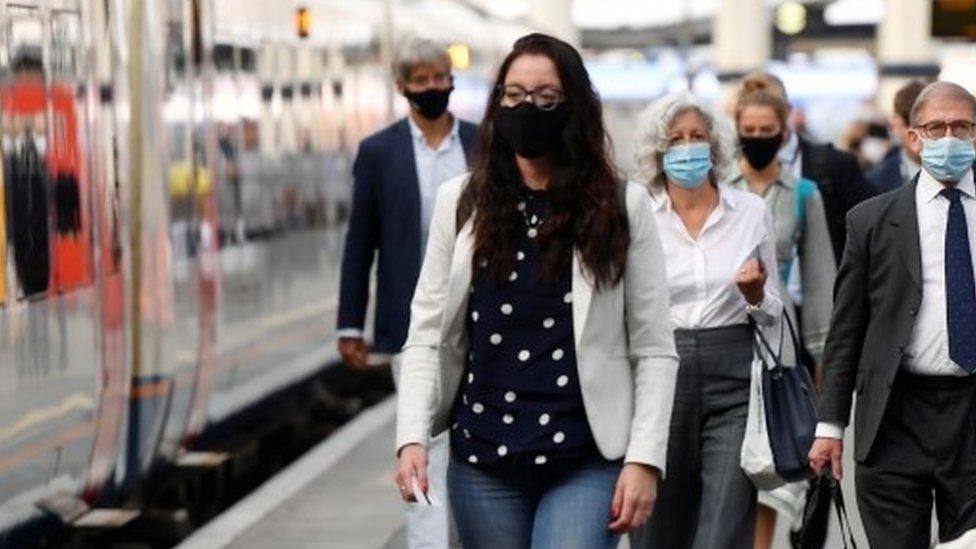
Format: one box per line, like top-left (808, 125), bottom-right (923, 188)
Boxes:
top-left (408, 115), bottom-right (468, 249)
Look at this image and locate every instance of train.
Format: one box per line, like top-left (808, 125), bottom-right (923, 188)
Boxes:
top-left (0, 0), bottom-right (532, 545)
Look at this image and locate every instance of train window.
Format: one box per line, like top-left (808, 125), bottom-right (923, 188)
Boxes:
top-left (0, 5), bottom-right (95, 299)
top-left (164, 0), bottom-right (217, 260)
top-left (213, 43), bottom-right (235, 71)
top-left (239, 47), bottom-right (256, 73)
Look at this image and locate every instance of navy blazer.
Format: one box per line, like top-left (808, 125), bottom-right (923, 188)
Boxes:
top-left (337, 117), bottom-right (478, 353)
top-left (867, 146), bottom-right (905, 194)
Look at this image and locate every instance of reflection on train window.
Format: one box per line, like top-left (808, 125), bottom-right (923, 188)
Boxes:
top-left (4, 13), bottom-right (50, 299)
top-left (6, 131), bottom-right (50, 297)
top-left (0, 159), bottom-right (5, 304)
top-left (2, 7), bottom-right (94, 299)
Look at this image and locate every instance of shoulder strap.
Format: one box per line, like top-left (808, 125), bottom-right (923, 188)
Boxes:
top-left (794, 177), bottom-right (817, 238)
top-left (830, 478), bottom-right (859, 549)
top-left (778, 177), bottom-right (817, 283)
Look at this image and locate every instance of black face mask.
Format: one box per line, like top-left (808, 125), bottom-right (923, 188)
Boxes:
top-left (404, 86), bottom-right (453, 120)
top-left (494, 102), bottom-right (569, 159)
top-left (739, 134), bottom-right (784, 170)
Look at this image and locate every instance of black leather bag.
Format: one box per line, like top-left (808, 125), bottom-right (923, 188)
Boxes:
top-left (750, 313), bottom-right (819, 483)
top-left (792, 474), bottom-right (860, 549)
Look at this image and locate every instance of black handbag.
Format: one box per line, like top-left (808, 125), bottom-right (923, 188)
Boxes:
top-left (749, 312), bottom-right (819, 483)
top-left (792, 475), bottom-right (859, 549)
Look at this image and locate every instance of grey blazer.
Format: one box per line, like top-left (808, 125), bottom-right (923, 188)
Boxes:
top-left (818, 177), bottom-right (923, 462)
top-left (396, 175), bottom-right (680, 471)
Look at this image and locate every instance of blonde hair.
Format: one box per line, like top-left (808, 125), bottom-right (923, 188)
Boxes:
top-left (734, 72), bottom-right (790, 130)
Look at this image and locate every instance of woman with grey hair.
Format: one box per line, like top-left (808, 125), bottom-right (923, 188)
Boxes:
top-left (630, 91), bottom-right (783, 549)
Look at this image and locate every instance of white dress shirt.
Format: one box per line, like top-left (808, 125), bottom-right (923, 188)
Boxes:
top-left (648, 184), bottom-right (782, 329)
top-left (409, 115), bottom-right (468, 250)
top-left (816, 166), bottom-right (976, 440)
top-left (900, 149), bottom-right (921, 184)
top-left (903, 167), bottom-right (976, 376)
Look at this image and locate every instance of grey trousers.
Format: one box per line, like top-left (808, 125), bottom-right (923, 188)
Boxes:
top-left (631, 325), bottom-right (757, 549)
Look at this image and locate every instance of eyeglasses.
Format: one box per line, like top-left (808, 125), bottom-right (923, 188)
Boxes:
top-left (913, 120), bottom-right (976, 140)
top-left (496, 85), bottom-right (566, 111)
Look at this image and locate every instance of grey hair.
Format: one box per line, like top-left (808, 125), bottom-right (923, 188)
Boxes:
top-left (909, 81), bottom-right (976, 126)
top-left (633, 91), bottom-right (735, 188)
top-left (392, 37), bottom-right (452, 83)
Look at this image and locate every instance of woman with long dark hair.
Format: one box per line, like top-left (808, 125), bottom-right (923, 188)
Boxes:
top-left (393, 33), bottom-right (678, 548)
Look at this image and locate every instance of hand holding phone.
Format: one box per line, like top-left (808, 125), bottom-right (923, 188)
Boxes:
top-left (737, 242), bottom-right (767, 305)
top-left (410, 476), bottom-right (442, 507)
top-left (411, 476), bottom-right (431, 506)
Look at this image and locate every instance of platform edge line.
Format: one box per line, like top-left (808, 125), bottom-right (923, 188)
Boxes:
top-left (174, 395), bottom-right (397, 549)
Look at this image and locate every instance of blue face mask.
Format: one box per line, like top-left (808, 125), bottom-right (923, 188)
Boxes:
top-left (663, 142), bottom-right (713, 189)
top-left (921, 137), bottom-right (976, 182)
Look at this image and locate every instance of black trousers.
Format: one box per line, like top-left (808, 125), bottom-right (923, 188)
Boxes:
top-left (855, 372), bottom-right (976, 549)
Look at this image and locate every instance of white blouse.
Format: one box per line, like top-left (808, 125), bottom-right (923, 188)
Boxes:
top-left (648, 184), bottom-right (783, 329)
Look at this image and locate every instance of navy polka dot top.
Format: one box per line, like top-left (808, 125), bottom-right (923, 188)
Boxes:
top-left (450, 190), bottom-right (598, 468)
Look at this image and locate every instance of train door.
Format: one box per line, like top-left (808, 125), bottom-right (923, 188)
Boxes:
top-left (81, 0), bottom-right (128, 501)
top-left (109, 0), bottom-right (219, 482)
top-left (107, 0), bottom-right (179, 481)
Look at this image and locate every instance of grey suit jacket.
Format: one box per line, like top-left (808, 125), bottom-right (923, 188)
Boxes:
top-left (818, 176), bottom-right (923, 462)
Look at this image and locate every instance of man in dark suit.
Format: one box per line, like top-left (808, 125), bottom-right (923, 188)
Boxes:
top-left (796, 135), bottom-right (876, 264)
top-left (868, 80), bottom-right (927, 194)
top-left (810, 82), bottom-right (976, 548)
top-left (336, 37), bottom-right (476, 548)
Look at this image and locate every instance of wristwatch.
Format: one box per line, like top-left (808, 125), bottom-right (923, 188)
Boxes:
top-left (745, 298), bottom-right (765, 314)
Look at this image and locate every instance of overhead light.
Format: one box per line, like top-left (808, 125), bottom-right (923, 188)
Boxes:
top-left (448, 44), bottom-right (470, 70)
top-left (824, 0), bottom-right (883, 26)
top-left (295, 7), bottom-right (311, 39)
top-left (776, 2), bottom-right (807, 35)
top-left (485, 0), bottom-right (527, 20)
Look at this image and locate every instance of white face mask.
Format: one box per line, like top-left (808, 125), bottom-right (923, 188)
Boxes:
top-left (860, 137), bottom-right (889, 165)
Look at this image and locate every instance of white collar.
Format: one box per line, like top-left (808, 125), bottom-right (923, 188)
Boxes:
top-left (779, 131), bottom-right (800, 164)
top-left (726, 169), bottom-right (796, 191)
top-left (407, 114), bottom-right (459, 146)
top-left (918, 166), bottom-right (976, 203)
top-left (649, 182), bottom-right (738, 213)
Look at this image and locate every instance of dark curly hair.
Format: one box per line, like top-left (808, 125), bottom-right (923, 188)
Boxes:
top-left (461, 33), bottom-right (629, 289)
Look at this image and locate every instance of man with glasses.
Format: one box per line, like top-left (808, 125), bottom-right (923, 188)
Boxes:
top-left (337, 37), bottom-right (476, 548)
top-left (810, 81), bottom-right (976, 548)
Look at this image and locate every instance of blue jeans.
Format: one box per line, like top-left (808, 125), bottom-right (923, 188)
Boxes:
top-left (447, 454), bottom-right (621, 549)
